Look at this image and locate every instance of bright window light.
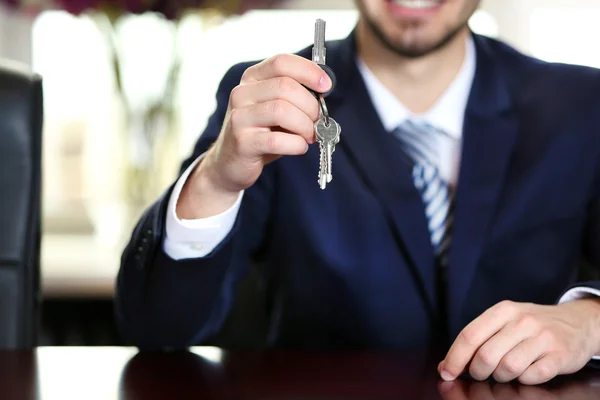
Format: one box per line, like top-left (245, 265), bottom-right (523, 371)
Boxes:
top-left (469, 9), bottom-right (499, 38)
top-left (531, 8), bottom-right (600, 67)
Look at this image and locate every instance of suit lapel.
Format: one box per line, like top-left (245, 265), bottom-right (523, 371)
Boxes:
top-left (446, 35), bottom-right (521, 337)
top-left (326, 32), bottom-right (522, 336)
top-left (327, 33), bottom-right (439, 321)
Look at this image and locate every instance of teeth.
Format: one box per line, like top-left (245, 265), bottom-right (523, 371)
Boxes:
top-left (393, 0), bottom-right (441, 9)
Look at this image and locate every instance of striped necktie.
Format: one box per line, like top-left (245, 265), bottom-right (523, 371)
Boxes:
top-left (393, 120), bottom-right (454, 267)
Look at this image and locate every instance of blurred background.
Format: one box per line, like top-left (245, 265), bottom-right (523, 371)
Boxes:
top-left (1, 0), bottom-right (596, 345)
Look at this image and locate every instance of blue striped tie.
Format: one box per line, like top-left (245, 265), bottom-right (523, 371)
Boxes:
top-left (393, 120), bottom-right (454, 267)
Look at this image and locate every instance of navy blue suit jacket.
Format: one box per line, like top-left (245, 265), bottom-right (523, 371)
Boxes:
top-left (115, 32), bottom-right (600, 351)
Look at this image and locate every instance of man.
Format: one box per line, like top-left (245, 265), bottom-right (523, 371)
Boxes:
top-left (115, 0), bottom-right (600, 385)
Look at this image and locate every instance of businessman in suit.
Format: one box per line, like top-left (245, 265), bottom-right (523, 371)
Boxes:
top-left (115, 0), bottom-right (600, 385)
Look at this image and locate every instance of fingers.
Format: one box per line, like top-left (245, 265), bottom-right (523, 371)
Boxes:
top-left (252, 131), bottom-right (309, 156)
top-left (224, 53), bottom-right (331, 162)
top-left (242, 53), bottom-right (332, 93)
top-left (441, 301), bottom-right (520, 380)
top-left (230, 77), bottom-right (320, 122)
top-left (468, 314), bottom-right (541, 381)
top-left (230, 99), bottom-right (316, 144)
top-left (519, 354), bottom-right (562, 385)
top-left (207, 53), bottom-right (330, 192)
top-left (493, 332), bottom-right (551, 382)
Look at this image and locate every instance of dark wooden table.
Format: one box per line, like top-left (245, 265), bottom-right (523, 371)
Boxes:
top-left (1, 347), bottom-right (600, 399)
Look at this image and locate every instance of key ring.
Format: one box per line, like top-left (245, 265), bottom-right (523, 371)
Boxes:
top-left (318, 94), bottom-right (330, 126)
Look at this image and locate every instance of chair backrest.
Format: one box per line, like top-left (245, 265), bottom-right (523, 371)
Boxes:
top-left (0, 61), bottom-right (43, 349)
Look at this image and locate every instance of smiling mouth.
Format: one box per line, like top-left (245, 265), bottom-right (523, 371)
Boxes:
top-left (389, 0), bottom-right (445, 9)
top-left (386, 0), bottom-right (446, 18)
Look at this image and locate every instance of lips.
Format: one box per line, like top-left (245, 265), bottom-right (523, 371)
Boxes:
top-left (387, 0), bottom-right (445, 17)
top-left (390, 0), bottom-right (444, 9)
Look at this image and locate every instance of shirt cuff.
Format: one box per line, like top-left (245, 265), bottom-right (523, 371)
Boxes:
top-left (558, 286), bottom-right (600, 360)
top-left (163, 154), bottom-right (244, 260)
top-left (558, 286), bottom-right (600, 304)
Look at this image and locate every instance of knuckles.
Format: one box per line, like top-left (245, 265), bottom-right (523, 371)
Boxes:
top-left (498, 354), bottom-right (524, 376)
top-left (267, 99), bottom-right (287, 119)
top-left (239, 53), bottom-right (292, 83)
top-left (458, 326), bottom-right (480, 348)
top-left (264, 132), bottom-right (279, 153)
top-left (495, 300), bottom-right (518, 316)
top-left (537, 327), bottom-right (558, 347)
top-left (240, 65), bottom-right (256, 84)
top-left (475, 346), bottom-right (498, 368)
top-left (515, 313), bottom-right (541, 333)
top-left (229, 85), bottom-right (245, 108)
top-left (275, 76), bottom-right (298, 94)
top-left (269, 53), bottom-right (291, 74)
top-left (533, 359), bottom-right (558, 382)
top-left (227, 109), bottom-right (250, 150)
top-left (228, 108), bottom-right (243, 129)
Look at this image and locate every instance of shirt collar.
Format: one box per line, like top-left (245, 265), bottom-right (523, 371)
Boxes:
top-left (356, 35), bottom-right (476, 139)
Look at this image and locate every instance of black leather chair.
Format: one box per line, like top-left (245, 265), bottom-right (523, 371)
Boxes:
top-left (0, 61), bottom-right (43, 349)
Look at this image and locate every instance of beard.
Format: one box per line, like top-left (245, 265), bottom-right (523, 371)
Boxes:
top-left (355, 0), bottom-right (477, 58)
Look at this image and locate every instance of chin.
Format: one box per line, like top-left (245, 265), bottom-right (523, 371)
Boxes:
top-left (358, 0), bottom-right (469, 57)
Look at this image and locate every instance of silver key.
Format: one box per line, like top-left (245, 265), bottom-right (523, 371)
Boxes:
top-left (315, 117), bottom-right (341, 189)
top-left (312, 19), bottom-right (326, 64)
top-left (311, 19), bottom-right (341, 189)
top-left (312, 19), bottom-right (329, 124)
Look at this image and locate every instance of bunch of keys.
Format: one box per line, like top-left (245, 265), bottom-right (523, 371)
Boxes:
top-left (312, 19), bottom-right (341, 190)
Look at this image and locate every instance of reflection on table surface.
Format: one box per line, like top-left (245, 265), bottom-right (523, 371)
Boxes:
top-left (0, 347), bottom-right (599, 399)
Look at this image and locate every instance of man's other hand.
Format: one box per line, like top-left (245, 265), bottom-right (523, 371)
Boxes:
top-left (439, 299), bottom-right (600, 384)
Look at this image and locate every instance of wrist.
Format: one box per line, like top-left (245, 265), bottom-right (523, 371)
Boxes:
top-left (193, 153), bottom-right (239, 198)
top-left (176, 154), bottom-right (240, 220)
top-left (569, 298), bottom-right (600, 356)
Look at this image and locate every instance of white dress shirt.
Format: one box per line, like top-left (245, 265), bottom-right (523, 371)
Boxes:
top-left (161, 36), bottom-right (600, 307)
top-left (163, 153), bottom-right (244, 259)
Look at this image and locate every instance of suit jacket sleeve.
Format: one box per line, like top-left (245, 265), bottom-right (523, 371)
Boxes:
top-left (561, 149), bottom-right (600, 297)
top-left (114, 61), bottom-right (274, 350)
top-left (558, 162), bottom-right (600, 369)
top-left (556, 142), bottom-right (600, 366)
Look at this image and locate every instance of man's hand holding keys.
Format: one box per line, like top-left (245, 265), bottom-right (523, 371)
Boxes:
top-left (176, 54), bottom-right (332, 220)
